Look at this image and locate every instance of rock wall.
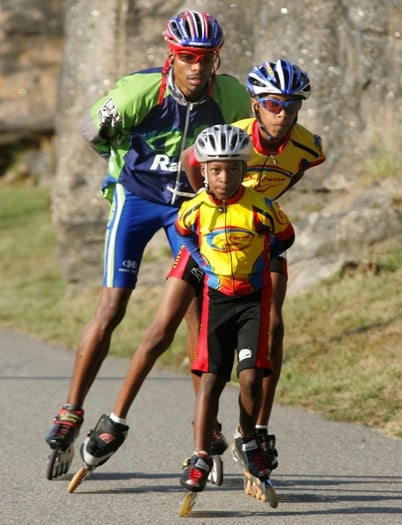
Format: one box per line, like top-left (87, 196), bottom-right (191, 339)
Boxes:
top-left (1, 0), bottom-right (401, 290)
top-left (0, 0), bottom-right (62, 180)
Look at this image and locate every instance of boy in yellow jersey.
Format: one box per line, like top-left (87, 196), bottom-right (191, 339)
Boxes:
top-left (181, 59), bottom-right (325, 470)
top-left (177, 124), bottom-right (295, 492)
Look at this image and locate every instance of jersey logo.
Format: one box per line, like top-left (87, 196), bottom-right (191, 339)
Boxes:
top-left (238, 348), bottom-right (252, 361)
top-left (98, 97), bottom-right (122, 128)
top-left (150, 154), bottom-right (179, 172)
top-left (191, 267), bottom-right (204, 283)
top-left (122, 260), bottom-right (138, 270)
top-left (206, 228), bottom-right (254, 252)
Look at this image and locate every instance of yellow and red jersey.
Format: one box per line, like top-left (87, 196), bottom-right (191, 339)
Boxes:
top-left (176, 186), bottom-right (294, 296)
top-left (232, 118), bottom-right (325, 199)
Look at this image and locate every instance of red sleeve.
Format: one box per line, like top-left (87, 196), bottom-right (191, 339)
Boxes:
top-left (189, 146), bottom-right (201, 167)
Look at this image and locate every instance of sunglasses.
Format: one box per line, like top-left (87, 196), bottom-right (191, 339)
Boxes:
top-left (258, 97), bottom-right (301, 115)
top-left (175, 51), bottom-right (217, 65)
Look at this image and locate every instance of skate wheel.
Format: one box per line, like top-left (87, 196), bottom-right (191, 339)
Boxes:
top-left (231, 443), bottom-right (239, 463)
top-left (46, 449), bottom-right (58, 480)
top-left (243, 471), bottom-right (253, 496)
top-left (67, 466), bottom-right (89, 493)
top-left (46, 447), bottom-right (74, 480)
top-left (178, 491), bottom-right (197, 517)
top-left (182, 456), bottom-right (191, 469)
top-left (264, 479), bottom-right (279, 508)
top-left (253, 481), bottom-right (261, 500)
top-left (209, 455), bottom-right (223, 486)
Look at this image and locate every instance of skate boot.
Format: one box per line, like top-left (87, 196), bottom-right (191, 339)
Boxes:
top-left (210, 420), bottom-right (228, 456)
top-left (232, 429), bottom-right (278, 506)
top-left (45, 405), bottom-right (84, 480)
top-left (46, 405), bottom-right (84, 451)
top-left (67, 414), bottom-right (129, 493)
top-left (180, 451), bottom-right (212, 492)
top-left (231, 426), bottom-right (247, 466)
top-left (256, 428), bottom-right (278, 472)
top-left (80, 414), bottom-right (129, 468)
top-left (242, 437), bottom-right (271, 480)
top-left (183, 420), bottom-right (227, 468)
top-left (243, 435), bottom-right (278, 506)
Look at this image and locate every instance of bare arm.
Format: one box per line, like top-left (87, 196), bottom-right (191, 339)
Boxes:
top-left (181, 146), bottom-right (204, 192)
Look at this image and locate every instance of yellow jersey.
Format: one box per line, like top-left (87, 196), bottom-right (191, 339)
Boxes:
top-left (176, 186), bottom-right (294, 296)
top-left (232, 118), bottom-right (325, 199)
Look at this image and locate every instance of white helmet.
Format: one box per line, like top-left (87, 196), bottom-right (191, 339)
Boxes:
top-left (194, 124), bottom-right (252, 162)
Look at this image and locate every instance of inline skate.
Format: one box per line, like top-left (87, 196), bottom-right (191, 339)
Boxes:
top-left (67, 414), bottom-right (129, 493)
top-left (45, 405), bottom-right (84, 480)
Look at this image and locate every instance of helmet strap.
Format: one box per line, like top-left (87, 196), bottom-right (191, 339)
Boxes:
top-left (255, 106), bottom-right (298, 146)
top-left (254, 107), bottom-right (275, 142)
top-left (207, 73), bottom-right (216, 97)
top-left (206, 55), bottom-right (220, 96)
top-left (158, 56), bottom-right (171, 105)
top-left (201, 164), bottom-right (210, 192)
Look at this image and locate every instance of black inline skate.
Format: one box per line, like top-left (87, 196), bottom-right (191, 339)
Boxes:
top-left (179, 451), bottom-right (212, 517)
top-left (67, 414), bottom-right (129, 493)
top-left (45, 405), bottom-right (84, 480)
top-left (231, 428), bottom-right (278, 508)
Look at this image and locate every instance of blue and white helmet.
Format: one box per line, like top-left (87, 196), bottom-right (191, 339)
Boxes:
top-left (247, 59), bottom-right (311, 99)
top-left (194, 124), bottom-right (252, 163)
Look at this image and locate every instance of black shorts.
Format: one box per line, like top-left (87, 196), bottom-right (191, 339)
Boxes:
top-left (191, 287), bottom-right (273, 382)
top-left (167, 245), bottom-right (204, 295)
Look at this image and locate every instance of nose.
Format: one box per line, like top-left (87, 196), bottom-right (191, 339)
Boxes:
top-left (276, 108), bottom-right (293, 119)
top-left (191, 60), bottom-right (204, 72)
top-left (218, 170), bottom-right (229, 182)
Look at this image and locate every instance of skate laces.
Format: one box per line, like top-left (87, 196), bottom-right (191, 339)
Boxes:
top-left (188, 453), bottom-right (211, 483)
top-left (253, 447), bottom-right (269, 474)
top-left (189, 465), bottom-right (205, 483)
top-left (257, 431), bottom-right (278, 470)
top-left (243, 439), bottom-right (270, 478)
top-left (258, 432), bottom-right (277, 454)
top-left (52, 407), bottom-right (84, 436)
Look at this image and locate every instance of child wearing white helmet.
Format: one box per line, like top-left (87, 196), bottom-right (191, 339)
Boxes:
top-left (176, 124), bottom-right (295, 494)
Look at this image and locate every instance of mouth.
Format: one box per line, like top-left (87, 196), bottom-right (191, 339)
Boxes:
top-left (271, 124), bottom-right (289, 135)
top-left (214, 187), bottom-right (231, 198)
top-left (188, 75), bottom-right (207, 85)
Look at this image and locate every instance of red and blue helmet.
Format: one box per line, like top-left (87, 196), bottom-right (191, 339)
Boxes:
top-left (163, 10), bottom-right (224, 53)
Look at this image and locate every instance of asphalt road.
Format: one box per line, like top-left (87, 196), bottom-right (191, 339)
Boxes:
top-left (1, 325), bottom-right (401, 525)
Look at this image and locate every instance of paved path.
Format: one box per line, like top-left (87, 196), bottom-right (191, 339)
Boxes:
top-left (1, 326), bottom-right (401, 524)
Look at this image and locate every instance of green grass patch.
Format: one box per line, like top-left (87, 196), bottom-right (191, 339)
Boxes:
top-left (280, 257), bottom-right (402, 438)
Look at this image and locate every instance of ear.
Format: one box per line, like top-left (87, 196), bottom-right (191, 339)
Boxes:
top-left (241, 161), bottom-right (247, 180)
top-left (251, 98), bottom-right (259, 115)
top-left (168, 52), bottom-right (175, 65)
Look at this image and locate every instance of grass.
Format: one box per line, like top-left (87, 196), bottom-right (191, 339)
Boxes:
top-left (280, 258), bottom-right (402, 438)
top-left (0, 183), bottom-right (188, 356)
top-left (1, 183), bottom-right (401, 439)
